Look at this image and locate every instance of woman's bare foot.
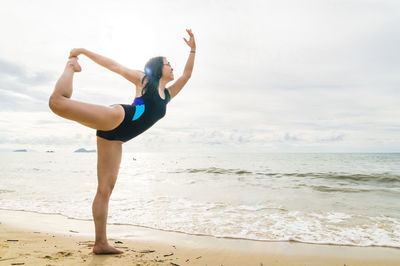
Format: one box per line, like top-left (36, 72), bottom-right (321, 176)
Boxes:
top-left (67, 57), bottom-right (82, 72)
top-left (92, 243), bottom-right (124, 254)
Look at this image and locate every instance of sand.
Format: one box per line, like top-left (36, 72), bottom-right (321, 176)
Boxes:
top-left (0, 209), bottom-right (399, 265)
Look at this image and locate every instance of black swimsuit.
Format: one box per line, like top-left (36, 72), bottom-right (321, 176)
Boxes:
top-left (96, 88), bottom-right (171, 142)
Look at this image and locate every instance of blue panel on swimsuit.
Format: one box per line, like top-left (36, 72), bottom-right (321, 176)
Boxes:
top-left (132, 104), bottom-right (145, 121)
top-left (133, 97), bottom-right (144, 106)
top-left (132, 97), bottom-right (145, 121)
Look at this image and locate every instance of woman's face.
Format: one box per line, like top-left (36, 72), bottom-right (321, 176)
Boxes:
top-left (162, 57), bottom-right (174, 81)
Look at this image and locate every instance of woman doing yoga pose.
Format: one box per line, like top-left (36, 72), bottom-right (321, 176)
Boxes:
top-left (49, 29), bottom-right (196, 254)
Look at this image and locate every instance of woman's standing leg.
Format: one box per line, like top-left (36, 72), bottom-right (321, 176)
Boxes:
top-left (92, 136), bottom-right (123, 254)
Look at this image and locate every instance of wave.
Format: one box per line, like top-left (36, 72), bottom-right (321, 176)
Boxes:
top-left (173, 167), bottom-right (252, 175)
top-left (298, 172), bottom-right (400, 184)
top-left (173, 167), bottom-right (400, 184)
top-left (0, 189), bottom-right (15, 194)
top-left (310, 185), bottom-right (372, 193)
top-left (266, 172), bottom-right (400, 183)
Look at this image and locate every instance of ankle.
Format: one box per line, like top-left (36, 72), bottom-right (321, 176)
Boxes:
top-left (66, 58), bottom-right (82, 72)
top-left (94, 239), bottom-right (109, 246)
top-left (65, 63), bottom-right (75, 71)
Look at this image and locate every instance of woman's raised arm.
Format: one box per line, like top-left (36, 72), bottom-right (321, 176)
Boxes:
top-left (70, 48), bottom-right (143, 86)
top-left (168, 29), bottom-right (196, 99)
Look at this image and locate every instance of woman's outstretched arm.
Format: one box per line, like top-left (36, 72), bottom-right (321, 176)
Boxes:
top-left (168, 29), bottom-right (196, 99)
top-left (69, 48), bottom-right (143, 86)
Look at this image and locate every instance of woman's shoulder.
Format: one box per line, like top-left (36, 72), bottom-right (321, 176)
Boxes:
top-left (135, 76), bottom-right (147, 96)
top-left (118, 67), bottom-right (145, 86)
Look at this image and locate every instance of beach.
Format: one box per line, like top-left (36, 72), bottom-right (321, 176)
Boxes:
top-left (1, 152), bottom-right (400, 265)
top-left (1, 209), bottom-right (399, 265)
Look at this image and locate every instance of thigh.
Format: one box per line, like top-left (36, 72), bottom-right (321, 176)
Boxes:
top-left (96, 136), bottom-right (123, 191)
top-left (52, 97), bottom-right (124, 131)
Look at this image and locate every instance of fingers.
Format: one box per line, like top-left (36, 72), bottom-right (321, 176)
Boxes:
top-left (186, 28), bottom-right (194, 37)
top-left (69, 48), bottom-right (82, 58)
top-left (184, 29), bottom-right (195, 48)
top-left (69, 49), bottom-right (79, 59)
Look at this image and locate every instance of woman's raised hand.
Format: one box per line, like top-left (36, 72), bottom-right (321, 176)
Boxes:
top-left (183, 29), bottom-right (196, 51)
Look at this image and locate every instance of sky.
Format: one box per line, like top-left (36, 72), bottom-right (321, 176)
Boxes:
top-left (0, 0), bottom-right (399, 152)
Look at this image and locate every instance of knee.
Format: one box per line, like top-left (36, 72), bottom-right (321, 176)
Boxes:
top-left (96, 185), bottom-right (115, 199)
top-left (48, 94), bottom-right (59, 113)
top-left (48, 94), bottom-right (65, 114)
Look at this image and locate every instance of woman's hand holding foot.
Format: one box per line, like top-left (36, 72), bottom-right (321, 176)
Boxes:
top-left (69, 48), bottom-right (84, 58)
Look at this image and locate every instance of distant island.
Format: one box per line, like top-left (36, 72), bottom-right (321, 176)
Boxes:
top-left (13, 149), bottom-right (27, 152)
top-left (74, 148), bottom-right (96, 153)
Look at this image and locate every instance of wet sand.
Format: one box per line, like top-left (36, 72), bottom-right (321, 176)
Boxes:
top-left (0, 209), bottom-right (399, 265)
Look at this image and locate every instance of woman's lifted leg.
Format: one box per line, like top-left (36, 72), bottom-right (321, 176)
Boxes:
top-left (49, 57), bottom-right (124, 131)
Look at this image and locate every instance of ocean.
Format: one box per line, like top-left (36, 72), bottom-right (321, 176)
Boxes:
top-left (0, 151), bottom-right (399, 248)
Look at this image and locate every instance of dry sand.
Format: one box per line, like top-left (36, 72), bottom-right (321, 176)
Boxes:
top-left (1, 209), bottom-right (399, 265)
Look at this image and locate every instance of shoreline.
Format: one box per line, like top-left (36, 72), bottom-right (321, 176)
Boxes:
top-left (1, 208), bottom-right (399, 250)
top-left (1, 209), bottom-right (400, 265)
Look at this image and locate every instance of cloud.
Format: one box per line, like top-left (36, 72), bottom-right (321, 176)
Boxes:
top-left (0, 58), bottom-right (55, 86)
top-left (194, 0), bottom-right (400, 93)
top-left (0, 58), bottom-right (56, 111)
top-left (316, 133), bottom-right (345, 143)
top-left (284, 133), bottom-right (301, 142)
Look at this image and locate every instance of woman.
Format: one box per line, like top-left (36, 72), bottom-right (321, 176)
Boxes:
top-left (49, 29), bottom-right (196, 254)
